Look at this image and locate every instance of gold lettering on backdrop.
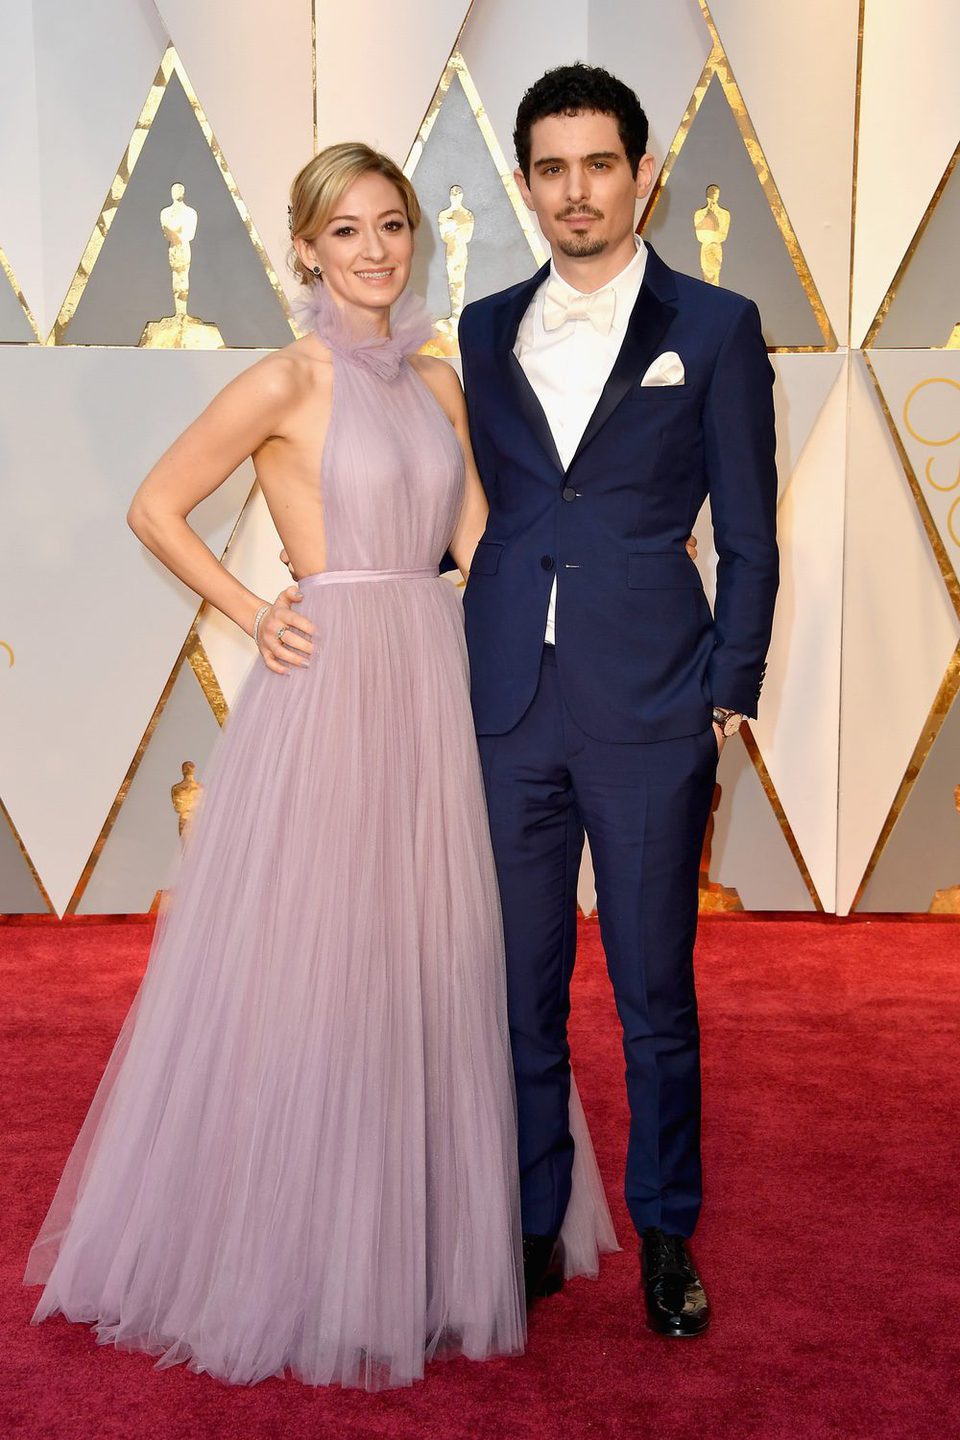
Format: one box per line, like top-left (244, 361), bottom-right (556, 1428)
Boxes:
top-left (0, 641), bottom-right (13, 667)
top-left (698, 782), bottom-right (743, 912)
top-left (903, 377), bottom-right (960, 547)
top-left (171, 760), bottom-right (203, 840)
top-left (929, 784), bottom-right (960, 914)
top-left (424, 185), bottom-right (475, 358)
top-left (693, 184), bottom-right (730, 286)
top-left (944, 323), bottom-right (960, 350)
top-left (139, 183), bottom-right (224, 349)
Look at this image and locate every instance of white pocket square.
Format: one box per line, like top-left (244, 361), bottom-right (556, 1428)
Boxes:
top-left (640, 351), bottom-right (685, 387)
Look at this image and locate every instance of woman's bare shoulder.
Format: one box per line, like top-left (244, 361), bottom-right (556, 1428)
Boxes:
top-left (226, 336), bottom-right (332, 408)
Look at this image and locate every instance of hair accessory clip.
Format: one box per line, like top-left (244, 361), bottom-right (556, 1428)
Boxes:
top-left (287, 203), bottom-right (294, 236)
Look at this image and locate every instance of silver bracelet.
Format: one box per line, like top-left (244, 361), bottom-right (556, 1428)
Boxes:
top-left (252, 604), bottom-right (270, 647)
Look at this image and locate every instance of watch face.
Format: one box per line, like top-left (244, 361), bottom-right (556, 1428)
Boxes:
top-left (722, 713), bottom-right (743, 737)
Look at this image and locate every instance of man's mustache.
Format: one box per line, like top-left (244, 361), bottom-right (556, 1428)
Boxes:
top-left (555, 206), bottom-right (604, 221)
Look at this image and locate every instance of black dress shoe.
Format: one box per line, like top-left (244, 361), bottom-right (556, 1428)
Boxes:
top-left (522, 1234), bottom-right (565, 1304)
top-left (641, 1228), bottom-right (710, 1337)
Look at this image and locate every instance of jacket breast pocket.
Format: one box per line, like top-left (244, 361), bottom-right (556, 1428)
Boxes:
top-left (470, 540), bottom-right (504, 576)
top-left (627, 552), bottom-right (703, 590)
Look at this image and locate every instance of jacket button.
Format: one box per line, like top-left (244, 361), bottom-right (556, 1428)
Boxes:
top-left (562, 486), bottom-right (577, 502)
top-left (540, 555), bottom-right (554, 571)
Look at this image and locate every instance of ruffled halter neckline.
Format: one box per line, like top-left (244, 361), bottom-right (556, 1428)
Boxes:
top-left (291, 283), bottom-right (435, 380)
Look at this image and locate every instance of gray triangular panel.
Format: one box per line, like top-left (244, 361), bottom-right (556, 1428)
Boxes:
top-left (64, 73), bottom-right (291, 348)
top-left (409, 74), bottom-right (539, 322)
top-left (0, 266), bottom-right (36, 343)
top-left (643, 75), bottom-right (823, 348)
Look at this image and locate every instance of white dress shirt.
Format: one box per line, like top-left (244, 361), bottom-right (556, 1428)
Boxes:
top-left (514, 237), bottom-right (648, 644)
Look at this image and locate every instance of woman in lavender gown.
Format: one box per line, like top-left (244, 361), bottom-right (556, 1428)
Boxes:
top-left (24, 144), bottom-right (616, 1389)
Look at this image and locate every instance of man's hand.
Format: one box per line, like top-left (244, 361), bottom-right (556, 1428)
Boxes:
top-left (685, 534), bottom-right (698, 562)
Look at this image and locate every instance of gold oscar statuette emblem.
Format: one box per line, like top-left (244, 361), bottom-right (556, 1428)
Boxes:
top-left (151, 759), bottom-right (206, 913)
top-left (698, 781), bottom-right (744, 913)
top-left (139, 183), bottom-right (224, 349)
top-left (929, 784), bottom-right (960, 914)
top-left (693, 184), bottom-right (731, 287)
top-left (171, 760), bottom-right (203, 841)
top-left (424, 184), bottom-right (475, 357)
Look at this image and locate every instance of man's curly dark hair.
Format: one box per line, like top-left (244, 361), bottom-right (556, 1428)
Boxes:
top-left (513, 63), bottom-right (649, 182)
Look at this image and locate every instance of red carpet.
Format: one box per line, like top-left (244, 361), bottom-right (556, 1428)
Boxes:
top-left (2, 916), bottom-right (958, 1439)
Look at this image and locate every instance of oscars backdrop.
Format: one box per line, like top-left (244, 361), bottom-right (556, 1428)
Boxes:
top-left (1, 0), bottom-right (958, 918)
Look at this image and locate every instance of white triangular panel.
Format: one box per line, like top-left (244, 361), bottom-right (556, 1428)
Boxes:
top-left (852, 0), bottom-right (960, 346)
top-left (152, 1), bottom-right (314, 302)
top-left (196, 489), bottom-right (291, 709)
top-left (749, 363), bottom-right (848, 911)
top-left (0, 7), bottom-right (43, 332)
top-left (316, 0), bottom-right (473, 164)
top-left (708, 0), bottom-right (859, 345)
top-left (772, 354), bottom-right (847, 506)
top-left (31, 0), bottom-right (168, 339)
top-left (0, 346), bottom-right (270, 914)
top-left (836, 356), bottom-right (960, 913)
top-left (693, 354), bottom-right (846, 603)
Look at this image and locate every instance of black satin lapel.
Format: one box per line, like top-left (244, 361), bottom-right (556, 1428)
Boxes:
top-left (490, 263), bottom-right (563, 477)
top-left (505, 352), bottom-right (564, 474)
top-left (568, 284), bottom-right (677, 469)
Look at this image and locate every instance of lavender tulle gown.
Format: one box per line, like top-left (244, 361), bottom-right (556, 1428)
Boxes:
top-left (25, 287), bottom-right (617, 1389)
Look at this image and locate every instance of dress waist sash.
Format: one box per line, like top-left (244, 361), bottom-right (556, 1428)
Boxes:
top-left (299, 567), bottom-right (439, 588)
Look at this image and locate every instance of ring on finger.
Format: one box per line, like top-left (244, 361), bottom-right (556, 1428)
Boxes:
top-left (276, 625), bottom-right (287, 645)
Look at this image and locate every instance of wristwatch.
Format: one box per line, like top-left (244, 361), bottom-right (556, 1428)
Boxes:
top-left (712, 706), bottom-right (744, 738)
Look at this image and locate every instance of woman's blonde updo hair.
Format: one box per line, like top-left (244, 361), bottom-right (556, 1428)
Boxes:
top-left (288, 142), bottom-right (422, 286)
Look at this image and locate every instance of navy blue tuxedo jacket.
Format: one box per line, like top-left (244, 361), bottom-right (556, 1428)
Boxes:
top-left (457, 244), bottom-right (779, 743)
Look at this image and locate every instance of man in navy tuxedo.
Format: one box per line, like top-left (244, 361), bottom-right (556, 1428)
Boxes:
top-left (458, 64), bottom-right (778, 1337)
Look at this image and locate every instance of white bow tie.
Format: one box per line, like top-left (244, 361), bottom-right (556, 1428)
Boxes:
top-left (541, 279), bottom-right (617, 335)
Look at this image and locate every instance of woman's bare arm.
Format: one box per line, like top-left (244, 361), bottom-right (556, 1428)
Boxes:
top-left (128, 352), bottom-right (316, 673)
top-left (415, 358), bottom-right (488, 578)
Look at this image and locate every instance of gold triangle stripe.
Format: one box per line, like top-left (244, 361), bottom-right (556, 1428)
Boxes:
top-left (400, 0), bottom-right (479, 165)
top-left (0, 794), bottom-right (55, 915)
top-left (862, 142), bottom-right (960, 349)
top-left (740, 723), bottom-right (824, 911)
top-left (50, 44), bottom-right (296, 346)
top-left (0, 244), bottom-right (43, 342)
top-left (847, 0), bottom-right (867, 341)
top-left (641, 0), bottom-right (836, 353)
top-left (65, 618), bottom-right (201, 914)
top-left (188, 635), bottom-right (228, 725)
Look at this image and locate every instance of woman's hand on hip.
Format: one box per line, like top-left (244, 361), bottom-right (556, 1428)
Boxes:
top-left (257, 585), bottom-right (314, 674)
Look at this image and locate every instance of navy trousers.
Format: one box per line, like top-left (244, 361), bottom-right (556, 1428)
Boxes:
top-left (478, 647), bottom-right (718, 1241)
